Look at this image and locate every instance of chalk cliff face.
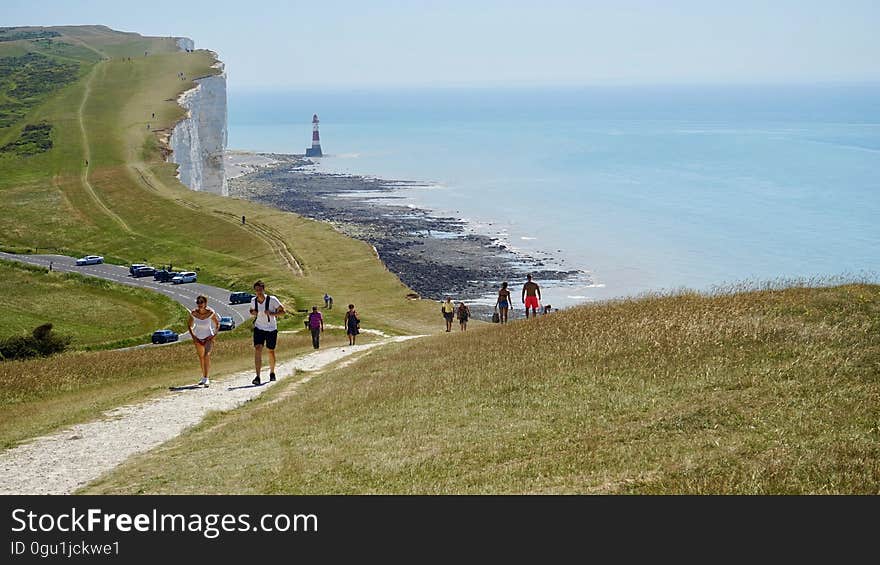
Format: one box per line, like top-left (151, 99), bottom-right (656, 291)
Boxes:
top-left (174, 37), bottom-right (194, 52)
top-left (168, 40), bottom-right (228, 196)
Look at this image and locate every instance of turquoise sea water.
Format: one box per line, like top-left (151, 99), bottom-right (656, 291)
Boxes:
top-left (228, 85), bottom-right (880, 306)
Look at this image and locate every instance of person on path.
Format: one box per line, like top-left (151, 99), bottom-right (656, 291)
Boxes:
top-left (48, 261), bottom-right (53, 272)
top-left (496, 282), bottom-right (513, 324)
top-left (344, 304), bottom-right (360, 346)
top-left (441, 296), bottom-right (455, 332)
top-left (308, 306), bottom-right (324, 349)
top-left (249, 280), bottom-right (285, 385)
top-left (522, 274), bottom-right (542, 318)
top-left (457, 301), bottom-right (471, 331)
top-left (188, 295), bottom-right (220, 387)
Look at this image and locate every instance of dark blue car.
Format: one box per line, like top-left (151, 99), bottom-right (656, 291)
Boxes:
top-left (151, 329), bottom-right (179, 344)
top-left (153, 269), bottom-right (182, 283)
top-left (229, 292), bottom-right (254, 305)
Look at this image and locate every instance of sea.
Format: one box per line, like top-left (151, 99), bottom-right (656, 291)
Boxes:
top-left (228, 84), bottom-right (880, 308)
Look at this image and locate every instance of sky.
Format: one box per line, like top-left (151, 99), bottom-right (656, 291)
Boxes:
top-left (4, 0), bottom-right (880, 90)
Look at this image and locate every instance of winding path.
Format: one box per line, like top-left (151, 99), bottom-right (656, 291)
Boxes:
top-left (77, 64), bottom-right (136, 234)
top-left (0, 336), bottom-right (421, 495)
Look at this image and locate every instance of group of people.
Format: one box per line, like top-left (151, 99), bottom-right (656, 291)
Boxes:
top-left (187, 275), bottom-right (550, 387)
top-left (495, 274), bottom-right (548, 323)
top-left (187, 281), bottom-right (360, 387)
top-left (441, 297), bottom-right (471, 332)
top-left (442, 274), bottom-right (551, 331)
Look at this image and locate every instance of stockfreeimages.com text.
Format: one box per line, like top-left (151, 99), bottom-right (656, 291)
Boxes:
top-left (11, 508), bottom-right (317, 539)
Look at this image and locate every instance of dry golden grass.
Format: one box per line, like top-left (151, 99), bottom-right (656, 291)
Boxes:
top-left (84, 283), bottom-right (880, 494)
top-left (0, 331), bottom-right (358, 449)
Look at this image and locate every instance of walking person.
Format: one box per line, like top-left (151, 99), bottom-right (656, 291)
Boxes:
top-left (188, 295), bottom-right (220, 387)
top-left (441, 296), bottom-right (455, 332)
top-left (457, 301), bottom-right (471, 331)
top-left (344, 304), bottom-right (360, 346)
top-left (308, 306), bottom-right (324, 349)
top-left (323, 293), bottom-right (331, 308)
top-left (496, 282), bottom-right (513, 324)
top-left (249, 280), bottom-right (285, 385)
top-left (522, 274), bottom-right (542, 318)
top-left (48, 261), bottom-right (53, 272)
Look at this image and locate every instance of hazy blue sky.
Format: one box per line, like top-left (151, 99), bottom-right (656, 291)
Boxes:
top-left (5, 0), bottom-right (880, 89)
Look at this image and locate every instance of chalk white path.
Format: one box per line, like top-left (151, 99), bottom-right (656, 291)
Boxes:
top-left (0, 336), bottom-right (420, 495)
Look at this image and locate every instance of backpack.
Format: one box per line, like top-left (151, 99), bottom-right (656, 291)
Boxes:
top-left (252, 295), bottom-right (273, 327)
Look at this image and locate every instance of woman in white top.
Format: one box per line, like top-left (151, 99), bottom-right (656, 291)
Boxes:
top-left (189, 295), bottom-right (221, 387)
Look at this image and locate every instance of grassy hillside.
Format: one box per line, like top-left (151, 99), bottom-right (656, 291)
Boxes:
top-left (84, 283), bottom-right (880, 494)
top-left (0, 259), bottom-right (187, 349)
top-left (0, 330), bottom-right (367, 450)
top-left (0, 25), bottom-right (437, 448)
top-left (0, 25), bottom-right (436, 335)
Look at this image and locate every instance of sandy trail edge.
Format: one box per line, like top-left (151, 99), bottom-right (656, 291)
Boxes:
top-left (0, 336), bottom-right (421, 495)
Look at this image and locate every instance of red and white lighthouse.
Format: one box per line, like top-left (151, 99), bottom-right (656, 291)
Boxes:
top-left (306, 113), bottom-right (323, 157)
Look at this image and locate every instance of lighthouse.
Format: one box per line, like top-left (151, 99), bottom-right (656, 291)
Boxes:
top-left (305, 114), bottom-right (323, 157)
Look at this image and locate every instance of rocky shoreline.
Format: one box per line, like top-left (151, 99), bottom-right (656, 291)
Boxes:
top-left (227, 152), bottom-right (584, 306)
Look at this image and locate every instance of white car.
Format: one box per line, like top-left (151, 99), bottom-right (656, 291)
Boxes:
top-left (172, 271), bottom-right (197, 284)
top-left (75, 255), bottom-right (104, 266)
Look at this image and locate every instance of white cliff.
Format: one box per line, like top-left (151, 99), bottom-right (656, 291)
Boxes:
top-left (168, 41), bottom-right (228, 196)
top-left (174, 37), bottom-right (194, 52)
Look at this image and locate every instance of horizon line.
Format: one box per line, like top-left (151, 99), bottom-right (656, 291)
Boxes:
top-left (227, 80), bottom-right (880, 93)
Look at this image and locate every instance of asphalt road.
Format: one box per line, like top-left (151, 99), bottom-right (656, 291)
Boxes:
top-left (0, 253), bottom-right (253, 347)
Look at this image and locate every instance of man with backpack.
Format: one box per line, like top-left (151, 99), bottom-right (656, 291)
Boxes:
top-left (250, 280), bottom-right (285, 385)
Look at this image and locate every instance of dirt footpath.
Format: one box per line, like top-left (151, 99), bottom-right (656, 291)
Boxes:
top-left (0, 336), bottom-right (420, 495)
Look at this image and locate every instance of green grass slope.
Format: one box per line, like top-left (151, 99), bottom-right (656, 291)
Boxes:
top-left (84, 284), bottom-right (880, 494)
top-left (0, 25), bottom-right (436, 335)
top-left (0, 25), bottom-right (437, 448)
top-left (0, 259), bottom-right (187, 349)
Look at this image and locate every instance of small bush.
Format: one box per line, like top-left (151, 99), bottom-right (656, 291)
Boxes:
top-left (0, 122), bottom-right (53, 156)
top-left (0, 323), bottom-right (70, 361)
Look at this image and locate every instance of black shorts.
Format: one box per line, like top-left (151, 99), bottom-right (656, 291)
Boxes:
top-left (253, 328), bottom-right (278, 349)
top-left (444, 312), bottom-right (454, 321)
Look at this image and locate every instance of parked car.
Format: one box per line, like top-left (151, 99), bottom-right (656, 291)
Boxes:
top-left (133, 266), bottom-right (156, 278)
top-left (153, 269), bottom-right (182, 283)
top-left (128, 263), bottom-right (148, 275)
top-left (75, 255), bottom-right (104, 266)
top-left (172, 271), bottom-right (197, 284)
top-left (151, 329), bottom-right (179, 344)
top-left (229, 291), bottom-right (255, 305)
top-left (218, 316), bottom-right (235, 331)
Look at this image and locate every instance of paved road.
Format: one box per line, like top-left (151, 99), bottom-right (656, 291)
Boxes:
top-left (0, 253), bottom-right (252, 346)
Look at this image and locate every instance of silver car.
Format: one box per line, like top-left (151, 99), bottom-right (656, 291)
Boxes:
top-left (75, 255), bottom-right (104, 265)
top-left (172, 271), bottom-right (197, 284)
